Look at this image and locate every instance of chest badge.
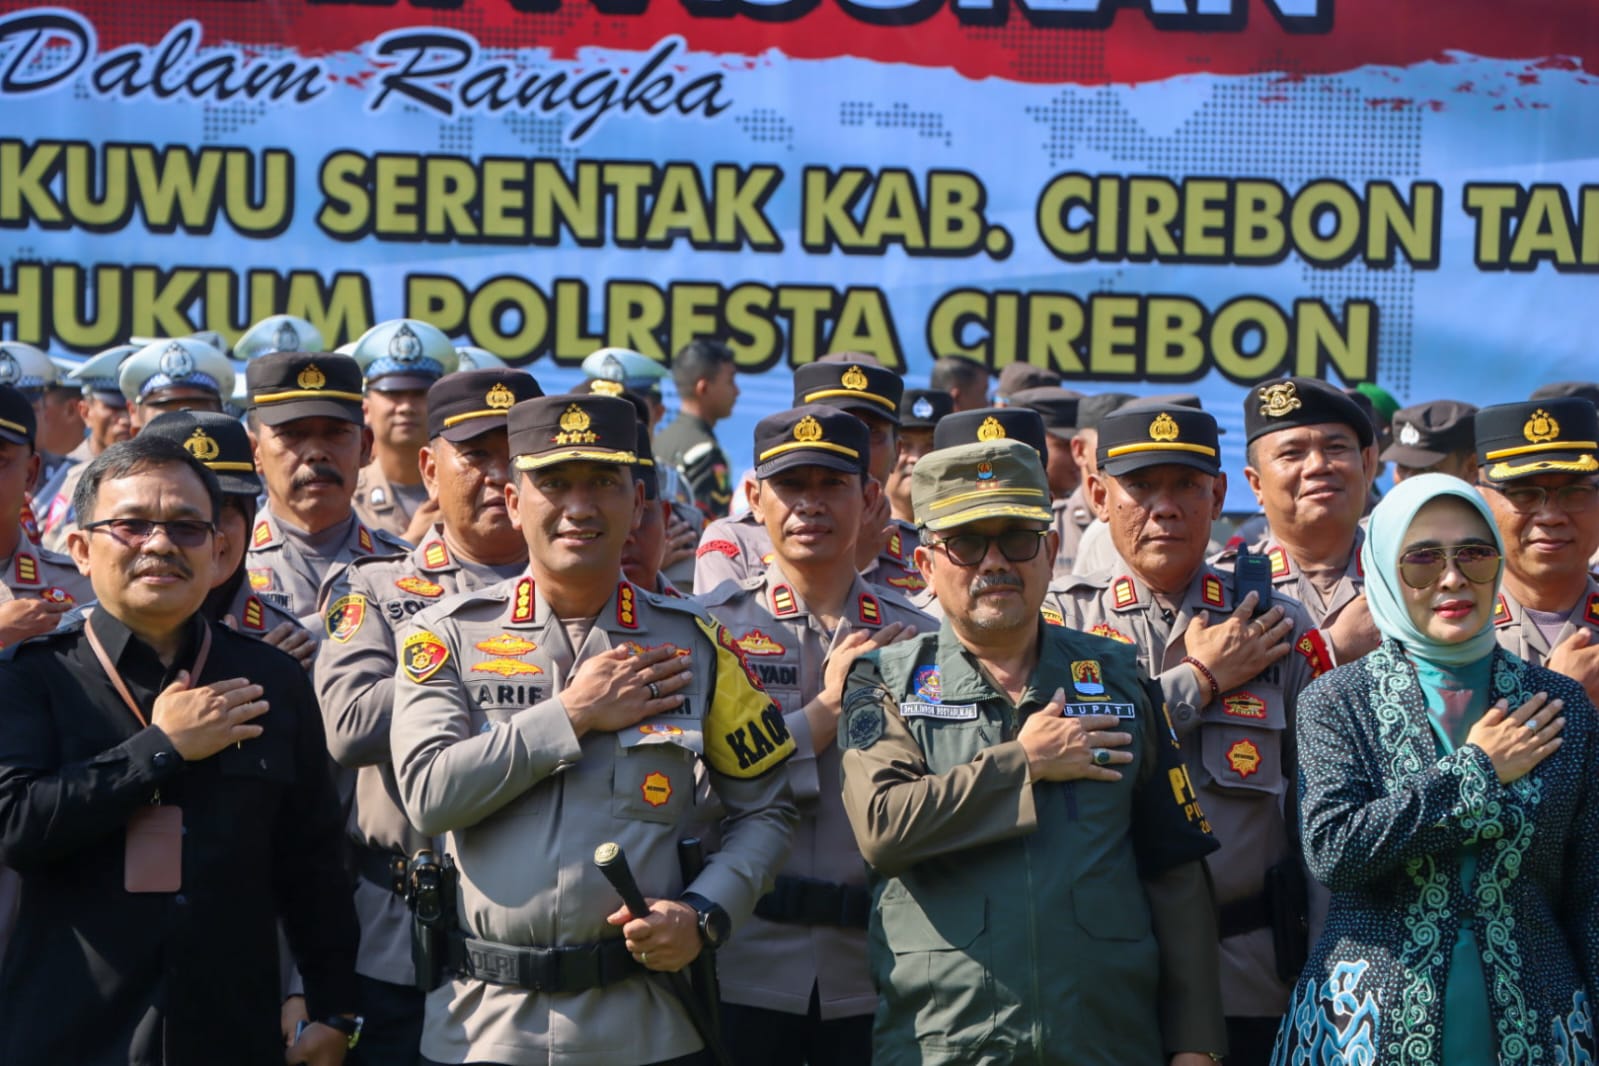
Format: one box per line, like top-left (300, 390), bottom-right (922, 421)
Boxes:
top-left (248, 568), bottom-right (274, 590)
top-left (641, 771), bottom-right (673, 807)
top-left (885, 571), bottom-right (927, 592)
top-left (1222, 692), bottom-right (1267, 720)
top-left (471, 658), bottom-right (545, 678)
top-left (912, 665), bottom-right (942, 703)
top-left (1088, 623), bottom-right (1134, 645)
top-left (396, 575), bottom-right (444, 598)
top-left (1226, 739), bottom-right (1262, 779)
top-left (40, 586), bottom-right (72, 605)
top-left (1040, 604), bottom-right (1065, 627)
top-left (1070, 660), bottom-right (1107, 699)
top-left (737, 630), bottom-right (785, 656)
top-left (476, 634), bottom-right (538, 657)
top-left (401, 631), bottom-right (451, 683)
top-left (640, 723), bottom-right (685, 737)
top-left (325, 594), bottom-right (367, 643)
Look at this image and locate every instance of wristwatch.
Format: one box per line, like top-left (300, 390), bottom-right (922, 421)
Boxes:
top-left (680, 891), bottom-right (732, 949)
top-left (321, 1014), bottom-right (364, 1051)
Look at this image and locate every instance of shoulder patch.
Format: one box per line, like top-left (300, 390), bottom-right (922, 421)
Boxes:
top-left (697, 539), bottom-right (740, 560)
top-left (401, 630), bottom-right (451, 683)
top-left (422, 540), bottom-right (449, 569)
top-left (682, 441), bottom-right (715, 465)
top-left (696, 618), bottom-right (795, 779)
top-left (886, 530), bottom-right (903, 560)
top-left (1294, 628), bottom-right (1333, 678)
top-left (1493, 594), bottom-right (1511, 627)
top-left (325, 594), bottom-right (367, 642)
top-left (844, 695), bottom-right (885, 750)
top-left (1201, 574), bottom-right (1225, 609)
top-left (912, 664), bottom-right (942, 702)
top-left (616, 583), bottom-right (639, 629)
top-left (858, 593), bottom-right (881, 626)
top-left (510, 577), bottom-right (536, 624)
top-left (356, 525), bottom-right (375, 553)
top-left (1584, 593), bottom-right (1599, 627)
top-left (1112, 576), bottom-right (1137, 609)
top-left (1070, 659), bottom-right (1107, 699)
top-left (252, 520), bottom-right (272, 548)
top-left (772, 584), bottom-right (798, 616)
top-left (241, 596), bottom-right (266, 631)
top-left (14, 554), bottom-right (36, 584)
top-left (396, 575), bottom-right (444, 598)
top-left (1267, 546), bottom-right (1290, 579)
top-left (1088, 622), bottom-right (1134, 644)
top-left (1226, 738), bottom-right (1263, 779)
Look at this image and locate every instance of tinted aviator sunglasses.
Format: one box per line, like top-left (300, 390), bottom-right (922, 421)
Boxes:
top-left (83, 518), bottom-right (216, 548)
top-left (1397, 543), bottom-right (1502, 589)
top-left (930, 529), bottom-right (1048, 567)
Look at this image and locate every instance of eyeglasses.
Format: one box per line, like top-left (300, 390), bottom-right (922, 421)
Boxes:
top-left (1397, 543), bottom-right (1502, 589)
top-left (929, 528), bottom-right (1048, 567)
top-left (83, 518), bottom-right (216, 548)
top-left (1482, 480), bottom-right (1599, 514)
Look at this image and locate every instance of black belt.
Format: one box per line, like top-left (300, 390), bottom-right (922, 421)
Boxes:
top-left (353, 843), bottom-right (408, 897)
top-left (446, 933), bottom-right (642, 993)
top-left (1218, 892), bottom-right (1272, 939)
top-left (754, 875), bottom-right (870, 930)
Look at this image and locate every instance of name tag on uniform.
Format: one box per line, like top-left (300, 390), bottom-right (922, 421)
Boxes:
top-left (899, 701), bottom-right (979, 720)
top-left (1062, 702), bottom-right (1136, 719)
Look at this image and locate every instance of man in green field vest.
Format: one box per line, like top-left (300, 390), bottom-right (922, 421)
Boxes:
top-left (838, 438), bottom-right (1227, 1066)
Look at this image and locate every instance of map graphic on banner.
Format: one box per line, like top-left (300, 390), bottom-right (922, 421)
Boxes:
top-left (2, 0), bottom-right (1598, 499)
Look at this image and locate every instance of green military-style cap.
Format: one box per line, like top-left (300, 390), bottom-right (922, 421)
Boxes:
top-left (911, 439), bottom-right (1053, 532)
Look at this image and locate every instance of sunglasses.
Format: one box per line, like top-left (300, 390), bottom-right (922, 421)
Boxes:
top-left (930, 528), bottom-right (1048, 567)
top-left (83, 518), bottom-right (216, 548)
top-left (1397, 543), bottom-right (1502, 589)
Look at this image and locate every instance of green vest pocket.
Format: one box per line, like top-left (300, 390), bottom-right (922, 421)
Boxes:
top-left (879, 891), bottom-right (996, 1047)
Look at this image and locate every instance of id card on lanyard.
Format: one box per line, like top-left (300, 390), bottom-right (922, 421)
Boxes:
top-left (84, 610), bottom-right (212, 894)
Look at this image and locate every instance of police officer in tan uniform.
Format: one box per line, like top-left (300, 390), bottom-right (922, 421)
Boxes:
top-left (0, 385), bottom-right (91, 643)
top-left (1216, 378), bottom-right (1380, 664)
top-left (245, 351), bottom-right (408, 624)
top-left (698, 406), bottom-right (930, 1064)
top-left (1475, 398), bottom-right (1599, 705)
top-left (135, 410), bottom-right (310, 663)
top-left (41, 337), bottom-right (236, 552)
top-left (1047, 401), bottom-right (1330, 1066)
top-left (33, 344), bottom-right (136, 544)
top-left (313, 370), bottom-right (541, 1065)
top-left (349, 319), bottom-right (461, 544)
top-left (390, 393), bottom-right (798, 1066)
top-left (694, 361), bottom-right (919, 597)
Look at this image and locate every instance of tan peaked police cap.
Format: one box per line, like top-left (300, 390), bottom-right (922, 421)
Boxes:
top-left (912, 439), bottom-right (1053, 532)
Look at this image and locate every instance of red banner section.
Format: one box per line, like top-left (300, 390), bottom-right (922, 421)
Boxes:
top-left (26, 0), bottom-right (1599, 85)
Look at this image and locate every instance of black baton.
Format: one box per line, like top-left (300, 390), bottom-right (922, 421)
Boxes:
top-left (594, 842), bottom-right (735, 1066)
top-left (677, 837), bottom-right (723, 1035)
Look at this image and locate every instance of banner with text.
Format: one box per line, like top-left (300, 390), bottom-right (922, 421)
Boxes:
top-left (2, 0), bottom-right (1598, 479)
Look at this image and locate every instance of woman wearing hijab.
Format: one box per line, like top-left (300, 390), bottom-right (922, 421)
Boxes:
top-left (1272, 474), bottom-right (1598, 1065)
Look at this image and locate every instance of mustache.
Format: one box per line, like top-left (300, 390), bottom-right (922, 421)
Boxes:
top-left (291, 463), bottom-right (345, 489)
top-left (969, 573), bottom-right (1024, 595)
top-left (133, 554), bottom-right (193, 580)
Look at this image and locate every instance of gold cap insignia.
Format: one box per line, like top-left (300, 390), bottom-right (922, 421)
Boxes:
top-left (1149, 412), bottom-right (1180, 442)
top-left (553, 403), bottom-right (599, 445)
top-left (297, 364), bottom-right (327, 390)
top-left (976, 416), bottom-right (1006, 442)
top-left (841, 365), bottom-right (869, 391)
top-left (184, 427), bottom-right (220, 462)
top-left (793, 415), bottom-right (824, 442)
top-left (590, 379), bottom-right (623, 396)
top-left (486, 383), bottom-right (515, 409)
top-left (1524, 408), bottom-right (1560, 444)
top-left (1257, 381), bottom-right (1301, 418)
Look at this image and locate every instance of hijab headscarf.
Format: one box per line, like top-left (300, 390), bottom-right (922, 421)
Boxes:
top-left (1360, 472), bottom-right (1503, 667)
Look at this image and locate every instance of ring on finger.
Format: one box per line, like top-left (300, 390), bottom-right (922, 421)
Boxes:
top-left (1091, 748), bottom-right (1112, 767)
top-left (1525, 716), bottom-right (1538, 730)
top-left (640, 951), bottom-right (649, 965)
top-left (647, 681), bottom-right (661, 700)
